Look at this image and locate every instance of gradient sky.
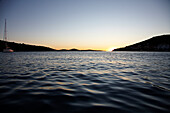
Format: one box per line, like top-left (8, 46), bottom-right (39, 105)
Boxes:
top-left (0, 0), bottom-right (170, 51)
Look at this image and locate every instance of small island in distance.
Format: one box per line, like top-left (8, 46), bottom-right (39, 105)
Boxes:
top-left (114, 34), bottom-right (170, 52)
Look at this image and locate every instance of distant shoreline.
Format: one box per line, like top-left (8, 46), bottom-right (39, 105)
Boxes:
top-left (0, 40), bottom-right (103, 52)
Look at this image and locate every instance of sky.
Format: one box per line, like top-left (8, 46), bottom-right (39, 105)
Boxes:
top-left (0, 0), bottom-right (170, 51)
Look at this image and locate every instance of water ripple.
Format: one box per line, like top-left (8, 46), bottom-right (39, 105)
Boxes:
top-left (0, 52), bottom-right (170, 113)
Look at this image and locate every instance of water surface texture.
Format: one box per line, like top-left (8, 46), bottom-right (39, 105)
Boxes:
top-left (0, 52), bottom-right (170, 113)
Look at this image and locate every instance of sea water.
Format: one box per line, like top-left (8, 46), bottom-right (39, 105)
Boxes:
top-left (0, 52), bottom-right (170, 113)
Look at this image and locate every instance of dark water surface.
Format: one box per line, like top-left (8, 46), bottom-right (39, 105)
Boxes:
top-left (0, 52), bottom-right (170, 113)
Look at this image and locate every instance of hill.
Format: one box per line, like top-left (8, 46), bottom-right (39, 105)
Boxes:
top-left (56, 48), bottom-right (102, 51)
top-left (0, 40), bottom-right (102, 52)
top-left (0, 40), bottom-right (56, 52)
top-left (114, 35), bottom-right (170, 51)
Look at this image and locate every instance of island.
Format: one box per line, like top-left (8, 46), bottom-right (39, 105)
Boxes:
top-left (113, 34), bottom-right (170, 52)
top-left (56, 48), bottom-right (102, 51)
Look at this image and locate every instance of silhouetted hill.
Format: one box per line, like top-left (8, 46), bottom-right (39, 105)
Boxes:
top-left (0, 40), bottom-right (56, 52)
top-left (0, 40), bottom-right (102, 52)
top-left (114, 35), bottom-right (170, 51)
top-left (56, 48), bottom-right (102, 51)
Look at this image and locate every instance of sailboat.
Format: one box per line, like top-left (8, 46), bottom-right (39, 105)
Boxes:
top-left (3, 19), bottom-right (14, 53)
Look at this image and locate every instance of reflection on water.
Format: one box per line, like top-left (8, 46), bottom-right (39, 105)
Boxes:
top-left (0, 52), bottom-right (170, 113)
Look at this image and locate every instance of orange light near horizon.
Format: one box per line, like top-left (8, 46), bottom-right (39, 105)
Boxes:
top-left (107, 47), bottom-right (117, 51)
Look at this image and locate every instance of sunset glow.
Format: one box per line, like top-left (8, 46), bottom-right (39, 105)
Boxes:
top-left (0, 0), bottom-right (170, 50)
top-left (107, 47), bottom-right (117, 52)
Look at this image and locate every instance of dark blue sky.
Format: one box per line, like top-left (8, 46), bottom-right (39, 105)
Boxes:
top-left (0, 0), bottom-right (170, 50)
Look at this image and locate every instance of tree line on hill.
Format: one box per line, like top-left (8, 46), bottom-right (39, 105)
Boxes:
top-left (0, 40), bottom-right (56, 52)
top-left (114, 35), bottom-right (170, 51)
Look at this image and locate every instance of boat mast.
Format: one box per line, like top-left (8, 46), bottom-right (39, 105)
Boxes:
top-left (2, 19), bottom-right (13, 52)
top-left (4, 19), bottom-right (7, 41)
